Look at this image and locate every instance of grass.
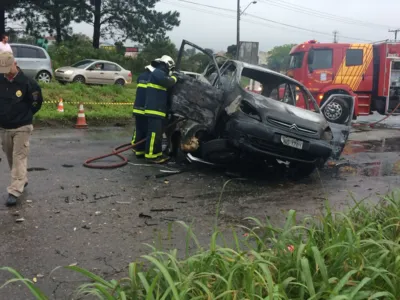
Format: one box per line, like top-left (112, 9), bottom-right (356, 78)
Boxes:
top-left (34, 81), bottom-right (137, 126)
top-left (2, 189), bottom-right (400, 299)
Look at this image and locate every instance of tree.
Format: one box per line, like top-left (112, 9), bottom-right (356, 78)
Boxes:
top-left (227, 44), bottom-right (237, 58)
top-left (266, 44), bottom-right (296, 72)
top-left (1, 0), bottom-right (22, 36)
top-left (114, 41), bottom-right (125, 55)
top-left (88, 0), bottom-right (180, 49)
top-left (10, 0), bottom-right (89, 43)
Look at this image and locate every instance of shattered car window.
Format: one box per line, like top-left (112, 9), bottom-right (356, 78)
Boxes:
top-left (240, 67), bottom-right (320, 113)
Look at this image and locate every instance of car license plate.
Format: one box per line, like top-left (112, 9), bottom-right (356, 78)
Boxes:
top-left (281, 135), bottom-right (303, 149)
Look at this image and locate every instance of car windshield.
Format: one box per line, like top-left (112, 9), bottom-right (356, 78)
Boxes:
top-left (289, 52), bottom-right (304, 69)
top-left (72, 60), bottom-right (95, 69)
top-left (240, 67), bottom-right (320, 112)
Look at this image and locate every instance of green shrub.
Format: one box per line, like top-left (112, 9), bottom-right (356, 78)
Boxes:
top-left (2, 189), bottom-right (400, 299)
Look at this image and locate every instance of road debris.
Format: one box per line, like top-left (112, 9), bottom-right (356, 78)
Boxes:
top-left (150, 208), bottom-right (174, 212)
top-left (95, 211), bottom-right (102, 216)
top-left (82, 225), bottom-right (91, 230)
top-left (62, 164), bottom-right (74, 168)
top-left (26, 200), bottom-right (33, 203)
top-left (93, 193), bottom-right (120, 200)
top-left (139, 213), bottom-right (152, 219)
top-left (15, 218), bottom-right (25, 223)
top-left (116, 201), bottom-right (131, 204)
top-left (27, 167), bottom-right (48, 172)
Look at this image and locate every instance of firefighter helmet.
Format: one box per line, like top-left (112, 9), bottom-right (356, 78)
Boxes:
top-left (158, 55), bottom-right (175, 70)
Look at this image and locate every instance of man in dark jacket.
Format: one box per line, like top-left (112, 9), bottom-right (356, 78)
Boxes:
top-left (0, 51), bottom-right (43, 206)
top-left (144, 55), bottom-right (178, 164)
top-left (131, 64), bottom-right (154, 158)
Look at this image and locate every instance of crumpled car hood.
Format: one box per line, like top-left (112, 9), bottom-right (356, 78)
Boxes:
top-left (249, 93), bottom-right (327, 135)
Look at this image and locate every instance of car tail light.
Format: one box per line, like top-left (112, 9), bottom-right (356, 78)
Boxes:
top-left (128, 72), bottom-right (132, 77)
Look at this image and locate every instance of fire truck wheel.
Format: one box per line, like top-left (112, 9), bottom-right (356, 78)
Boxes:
top-left (322, 98), bottom-right (350, 124)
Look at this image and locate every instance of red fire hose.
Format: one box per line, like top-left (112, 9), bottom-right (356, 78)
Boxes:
top-left (367, 102), bottom-right (400, 128)
top-left (83, 118), bottom-right (185, 169)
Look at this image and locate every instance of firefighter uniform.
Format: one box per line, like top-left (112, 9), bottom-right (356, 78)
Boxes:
top-left (131, 67), bottom-right (151, 158)
top-left (144, 65), bottom-right (177, 162)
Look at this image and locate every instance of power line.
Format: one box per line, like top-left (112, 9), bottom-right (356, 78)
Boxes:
top-left (259, 0), bottom-right (392, 29)
top-left (167, 0), bottom-right (372, 42)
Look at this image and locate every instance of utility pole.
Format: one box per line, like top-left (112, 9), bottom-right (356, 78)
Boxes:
top-left (236, 0), bottom-right (240, 60)
top-left (333, 30), bottom-right (339, 43)
top-left (236, 1), bottom-right (257, 60)
top-left (389, 29), bottom-right (400, 41)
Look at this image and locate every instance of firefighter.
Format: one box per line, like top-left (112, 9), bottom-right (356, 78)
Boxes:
top-left (131, 64), bottom-right (154, 158)
top-left (144, 55), bottom-right (178, 164)
top-left (0, 51), bottom-right (43, 206)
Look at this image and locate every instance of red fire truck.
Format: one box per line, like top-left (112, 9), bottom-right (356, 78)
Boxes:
top-left (287, 40), bottom-right (400, 123)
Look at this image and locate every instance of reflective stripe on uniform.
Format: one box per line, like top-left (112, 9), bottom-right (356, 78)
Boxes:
top-left (137, 83), bottom-right (147, 88)
top-left (145, 132), bottom-right (162, 158)
top-left (144, 110), bottom-right (166, 118)
top-left (171, 76), bottom-right (177, 83)
top-left (131, 130), bottom-right (137, 144)
top-left (147, 83), bottom-right (167, 91)
top-left (135, 151), bottom-right (145, 155)
top-left (132, 108), bottom-right (145, 114)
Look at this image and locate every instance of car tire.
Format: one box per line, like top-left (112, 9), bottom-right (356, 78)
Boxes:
top-left (289, 162), bottom-right (316, 179)
top-left (36, 71), bottom-right (52, 83)
top-left (201, 139), bottom-right (238, 164)
top-left (73, 75), bottom-right (85, 84)
top-left (115, 79), bottom-right (125, 86)
top-left (322, 97), bottom-right (350, 124)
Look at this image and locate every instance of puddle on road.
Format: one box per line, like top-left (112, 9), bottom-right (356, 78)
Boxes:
top-left (84, 128), bottom-right (132, 141)
top-left (343, 137), bottom-right (400, 155)
top-left (333, 137), bottom-right (400, 177)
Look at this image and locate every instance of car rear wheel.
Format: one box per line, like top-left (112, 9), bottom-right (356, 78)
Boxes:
top-left (322, 97), bottom-right (350, 124)
top-left (115, 79), bottom-right (125, 86)
top-left (73, 75), bottom-right (85, 84)
top-left (36, 71), bottom-right (52, 83)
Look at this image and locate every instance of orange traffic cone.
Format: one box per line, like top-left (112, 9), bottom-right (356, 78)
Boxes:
top-left (75, 103), bottom-right (88, 129)
top-left (57, 98), bottom-right (64, 112)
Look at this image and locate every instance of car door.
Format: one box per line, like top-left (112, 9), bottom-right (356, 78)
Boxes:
top-left (103, 63), bottom-right (120, 84)
top-left (173, 40), bottom-right (225, 131)
top-left (13, 46), bottom-right (40, 79)
top-left (85, 62), bottom-right (105, 84)
top-left (320, 94), bottom-right (355, 159)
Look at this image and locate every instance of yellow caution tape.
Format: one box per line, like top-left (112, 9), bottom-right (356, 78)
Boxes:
top-left (43, 101), bottom-right (133, 105)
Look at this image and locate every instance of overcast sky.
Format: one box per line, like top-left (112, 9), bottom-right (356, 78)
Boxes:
top-left (72, 0), bottom-right (400, 52)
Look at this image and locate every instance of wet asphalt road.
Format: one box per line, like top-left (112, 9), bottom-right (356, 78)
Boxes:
top-left (0, 115), bottom-right (399, 299)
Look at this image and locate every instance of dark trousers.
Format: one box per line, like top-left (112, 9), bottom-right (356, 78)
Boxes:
top-left (131, 114), bottom-right (147, 156)
top-left (145, 117), bottom-right (164, 159)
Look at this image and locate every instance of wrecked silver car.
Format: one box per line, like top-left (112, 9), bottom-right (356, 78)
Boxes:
top-left (167, 40), bottom-right (354, 177)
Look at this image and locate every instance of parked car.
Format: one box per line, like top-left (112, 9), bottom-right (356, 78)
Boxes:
top-left (10, 43), bottom-right (53, 83)
top-left (55, 59), bottom-right (132, 86)
top-left (166, 40), bottom-right (355, 177)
